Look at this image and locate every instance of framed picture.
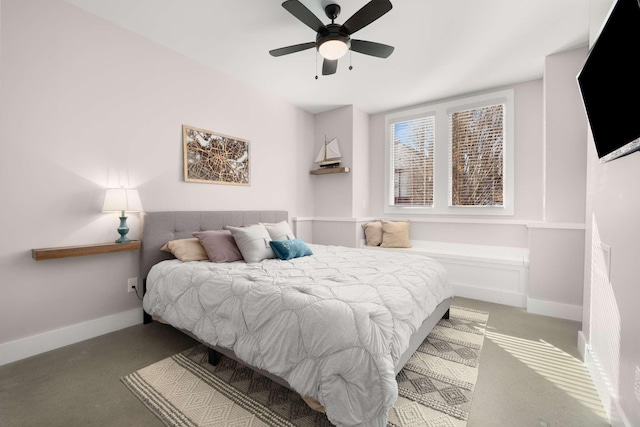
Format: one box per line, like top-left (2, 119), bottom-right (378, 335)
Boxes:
top-left (182, 125), bottom-right (250, 185)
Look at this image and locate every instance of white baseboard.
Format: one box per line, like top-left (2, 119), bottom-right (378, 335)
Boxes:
top-left (577, 330), bottom-right (586, 360)
top-left (453, 282), bottom-right (527, 308)
top-left (583, 339), bottom-right (633, 427)
top-left (526, 297), bottom-right (582, 321)
top-left (610, 399), bottom-right (633, 427)
top-left (0, 307), bottom-right (143, 367)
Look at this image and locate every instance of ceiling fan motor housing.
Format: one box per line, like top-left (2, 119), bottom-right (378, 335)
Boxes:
top-left (316, 24), bottom-right (351, 51)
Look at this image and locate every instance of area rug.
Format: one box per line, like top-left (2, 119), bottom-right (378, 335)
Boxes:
top-left (121, 306), bottom-right (488, 427)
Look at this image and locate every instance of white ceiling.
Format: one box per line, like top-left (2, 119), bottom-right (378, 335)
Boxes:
top-left (64, 0), bottom-right (590, 115)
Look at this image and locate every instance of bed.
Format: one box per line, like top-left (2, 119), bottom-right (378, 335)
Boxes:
top-left (140, 211), bottom-right (454, 427)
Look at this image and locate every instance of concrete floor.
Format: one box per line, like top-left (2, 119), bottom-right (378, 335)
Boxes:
top-left (0, 297), bottom-right (609, 427)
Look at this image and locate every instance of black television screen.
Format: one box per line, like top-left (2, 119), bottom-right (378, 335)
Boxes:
top-left (577, 0), bottom-right (640, 163)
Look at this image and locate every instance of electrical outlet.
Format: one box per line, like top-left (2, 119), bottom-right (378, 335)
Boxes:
top-left (127, 277), bottom-right (137, 293)
top-left (635, 365), bottom-right (640, 403)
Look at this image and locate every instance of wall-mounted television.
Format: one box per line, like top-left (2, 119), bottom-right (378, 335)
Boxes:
top-left (577, 0), bottom-right (640, 163)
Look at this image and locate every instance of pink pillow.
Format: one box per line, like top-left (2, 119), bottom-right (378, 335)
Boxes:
top-left (192, 230), bottom-right (243, 263)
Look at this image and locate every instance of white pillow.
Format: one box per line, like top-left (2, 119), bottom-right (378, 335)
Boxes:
top-left (225, 224), bottom-right (275, 263)
top-left (261, 220), bottom-right (295, 241)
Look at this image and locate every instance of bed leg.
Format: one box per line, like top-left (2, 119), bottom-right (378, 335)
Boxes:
top-left (142, 278), bottom-right (153, 324)
top-left (208, 348), bottom-right (220, 366)
top-left (143, 311), bottom-right (152, 324)
top-left (443, 309), bottom-right (450, 320)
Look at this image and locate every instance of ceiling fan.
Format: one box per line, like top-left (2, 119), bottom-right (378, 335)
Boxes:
top-left (269, 0), bottom-right (394, 76)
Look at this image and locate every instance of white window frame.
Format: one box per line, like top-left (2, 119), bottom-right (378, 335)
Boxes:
top-left (384, 89), bottom-right (514, 216)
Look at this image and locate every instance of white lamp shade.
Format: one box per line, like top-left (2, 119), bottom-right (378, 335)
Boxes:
top-left (102, 188), bottom-right (143, 213)
top-left (318, 40), bottom-right (349, 60)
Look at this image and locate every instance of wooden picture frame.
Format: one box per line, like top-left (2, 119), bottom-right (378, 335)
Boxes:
top-left (182, 125), bottom-right (250, 185)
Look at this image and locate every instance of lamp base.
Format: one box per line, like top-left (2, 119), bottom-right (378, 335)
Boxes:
top-left (115, 215), bottom-right (130, 244)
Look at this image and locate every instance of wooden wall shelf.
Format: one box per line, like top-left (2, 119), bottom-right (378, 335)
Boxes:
top-left (309, 167), bottom-right (350, 175)
top-left (32, 241), bottom-right (141, 261)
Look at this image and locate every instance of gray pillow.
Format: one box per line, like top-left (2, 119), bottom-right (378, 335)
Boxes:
top-left (225, 224), bottom-right (275, 263)
top-left (192, 230), bottom-right (243, 263)
top-left (261, 220), bottom-right (295, 240)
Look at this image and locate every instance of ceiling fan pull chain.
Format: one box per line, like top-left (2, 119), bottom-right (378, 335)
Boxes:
top-left (315, 51), bottom-right (319, 79)
top-left (349, 50), bottom-right (353, 71)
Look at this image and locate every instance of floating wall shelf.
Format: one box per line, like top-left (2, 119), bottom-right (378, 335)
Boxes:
top-left (309, 167), bottom-right (350, 175)
top-left (32, 241), bottom-right (141, 261)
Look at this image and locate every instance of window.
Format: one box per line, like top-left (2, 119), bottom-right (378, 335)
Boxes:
top-left (390, 116), bottom-right (434, 206)
top-left (385, 89), bottom-right (514, 216)
top-left (450, 104), bottom-right (504, 207)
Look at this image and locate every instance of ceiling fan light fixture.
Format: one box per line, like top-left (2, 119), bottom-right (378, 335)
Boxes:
top-left (318, 39), bottom-right (349, 60)
top-left (270, 0), bottom-right (394, 75)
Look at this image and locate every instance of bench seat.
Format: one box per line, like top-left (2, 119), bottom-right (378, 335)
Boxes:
top-left (364, 240), bottom-right (530, 308)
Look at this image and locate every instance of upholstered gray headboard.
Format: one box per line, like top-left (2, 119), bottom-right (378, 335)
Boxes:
top-left (140, 210), bottom-right (288, 280)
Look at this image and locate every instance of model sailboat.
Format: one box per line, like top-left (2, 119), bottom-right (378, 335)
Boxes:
top-left (315, 137), bottom-right (342, 168)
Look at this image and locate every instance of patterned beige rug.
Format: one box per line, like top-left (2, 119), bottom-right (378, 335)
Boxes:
top-left (122, 306), bottom-right (488, 427)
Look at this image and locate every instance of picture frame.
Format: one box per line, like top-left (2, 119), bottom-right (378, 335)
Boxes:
top-left (182, 125), bottom-right (250, 185)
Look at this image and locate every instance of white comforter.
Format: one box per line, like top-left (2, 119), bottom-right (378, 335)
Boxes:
top-left (143, 244), bottom-right (452, 426)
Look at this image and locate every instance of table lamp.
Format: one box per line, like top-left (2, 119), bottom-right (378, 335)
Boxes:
top-left (102, 188), bottom-right (143, 243)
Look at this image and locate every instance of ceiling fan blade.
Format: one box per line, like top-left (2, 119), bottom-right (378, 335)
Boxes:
top-left (282, 0), bottom-right (326, 33)
top-left (341, 0), bottom-right (393, 35)
top-left (322, 59), bottom-right (338, 75)
top-left (350, 39), bottom-right (394, 58)
top-left (269, 42), bottom-right (316, 57)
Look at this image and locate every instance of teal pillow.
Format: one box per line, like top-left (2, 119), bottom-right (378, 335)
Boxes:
top-left (269, 239), bottom-right (313, 260)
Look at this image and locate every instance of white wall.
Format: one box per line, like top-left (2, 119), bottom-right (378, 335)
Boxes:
top-left (0, 0), bottom-right (314, 356)
top-left (583, 107), bottom-right (640, 427)
top-left (528, 227), bottom-right (585, 308)
top-left (581, 1), bottom-right (640, 424)
top-left (514, 80), bottom-right (546, 220)
top-left (313, 106), bottom-right (354, 218)
top-left (525, 47), bottom-right (588, 318)
top-left (311, 105), bottom-right (375, 247)
top-left (352, 106), bottom-right (371, 218)
top-left (543, 48), bottom-right (589, 223)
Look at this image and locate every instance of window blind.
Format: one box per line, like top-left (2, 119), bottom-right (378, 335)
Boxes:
top-left (449, 104), bottom-right (504, 206)
top-left (389, 116), bottom-right (435, 206)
